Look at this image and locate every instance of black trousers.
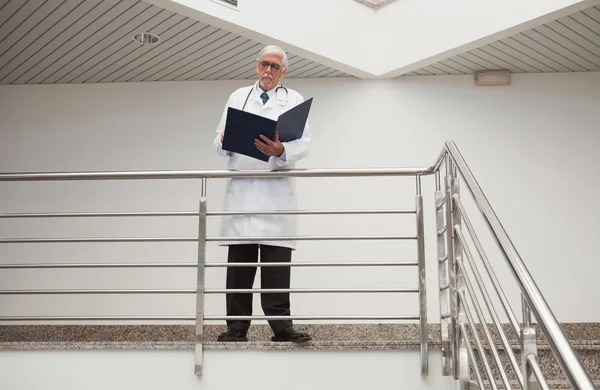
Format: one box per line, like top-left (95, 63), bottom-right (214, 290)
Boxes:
top-left (226, 244), bottom-right (293, 334)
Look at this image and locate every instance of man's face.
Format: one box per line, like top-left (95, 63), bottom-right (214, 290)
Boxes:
top-left (256, 54), bottom-right (286, 92)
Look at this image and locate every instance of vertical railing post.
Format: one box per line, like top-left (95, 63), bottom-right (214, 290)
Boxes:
top-left (194, 178), bottom-right (207, 376)
top-left (523, 294), bottom-right (532, 329)
top-left (452, 163), bottom-right (462, 380)
top-left (415, 175), bottom-right (428, 376)
top-left (435, 170), bottom-right (453, 376)
top-left (453, 167), bottom-right (463, 381)
top-left (522, 297), bottom-right (541, 390)
top-left (445, 153), bottom-right (461, 379)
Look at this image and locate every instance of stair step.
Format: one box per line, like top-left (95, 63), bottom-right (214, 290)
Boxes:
top-left (468, 379), bottom-right (600, 389)
top-left (467, 344), bottom-right (600, 382)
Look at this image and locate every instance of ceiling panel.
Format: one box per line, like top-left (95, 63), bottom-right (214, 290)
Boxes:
top-left (407, 5), bottom-right (600, 76)
top-left (429, 61), bottom-right (462, 75)
top-left (0, 0), bottom-right (100, 81)
top-left (506, 34), bottom-right (579, 72)
top-left (168, 35), bottom-right (254, 81)
top-left (0, 0), bottom-right (351, 85)
top-left (68, 8), bottom-right (176, 83)
top-left (420, 65), bottom-right (447, 75)
top-left (438, 59), bottom-right (476, 74)
top-left (188, 42), bottom-right (262, 81)
top-left (411, 69), bottom-right (433, 75)
top-left (11, 0), bottom-right (135, 84)
top-left (207, 50), bottom-right (258, 80)
top-left (453, 52), bottom-right (497, 71)
top-left (85, 13), bottom-right (188, 82)
top-left (142, 29), bottom-right (234, 82)
top-left (295, 64), bottom-right (330, 78)
top-left (0, 1), bottom-right (47, 45)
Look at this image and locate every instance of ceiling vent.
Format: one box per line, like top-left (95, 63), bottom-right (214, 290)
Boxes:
top-left (474, 70), bottom-right (511, 86)
top-left (132, 32), bottom-right (159, 45)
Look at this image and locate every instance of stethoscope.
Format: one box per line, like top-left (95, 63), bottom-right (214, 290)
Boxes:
top-left (241, 84), bottom-right (288, 111)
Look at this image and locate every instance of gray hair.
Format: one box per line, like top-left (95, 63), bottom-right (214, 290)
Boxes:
top-left (258, 45), bottom-right (288, 70)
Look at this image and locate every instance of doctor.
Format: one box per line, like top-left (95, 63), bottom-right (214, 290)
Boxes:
top-left (214, 45), bottom-right (312, 342)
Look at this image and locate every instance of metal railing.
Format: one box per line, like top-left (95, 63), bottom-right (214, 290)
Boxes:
top-left (433, 142), bottom-right (596, 390)
top-left (0, 141), bottom-right (595, 389)
top-left (0, 166), bottom-right (429, 377)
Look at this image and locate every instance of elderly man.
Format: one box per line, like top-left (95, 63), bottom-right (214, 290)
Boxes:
top-left (214, 45), bottom-right (312, 342)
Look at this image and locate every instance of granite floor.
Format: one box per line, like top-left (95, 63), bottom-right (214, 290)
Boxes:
top-left (1, 322), bottom-right (597, 384)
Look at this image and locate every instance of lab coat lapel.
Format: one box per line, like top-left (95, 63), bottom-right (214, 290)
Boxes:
top-left (244, 89), bottom-right (261, 114)
top-left (262, 92), bottom-right (279, 111)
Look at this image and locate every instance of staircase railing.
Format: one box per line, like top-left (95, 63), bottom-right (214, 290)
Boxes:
top-left (0, 166), bottom-right (429, 376)
top-left (0, 141), bottom-right (595, 388)
top-left (433, 141), bottom-right (596, 390)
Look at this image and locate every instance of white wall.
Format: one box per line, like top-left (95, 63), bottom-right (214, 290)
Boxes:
top-left (0, 72), bottom-right (599, 326)
top-left (0, 350), bottom-right (454, 390)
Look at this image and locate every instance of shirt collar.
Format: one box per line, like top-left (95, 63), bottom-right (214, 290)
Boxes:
top-left (254, 81), bottom-right (278, 99)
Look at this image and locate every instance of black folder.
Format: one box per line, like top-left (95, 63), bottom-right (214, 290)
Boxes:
top-left (222, 98), bottom-right (313, 162)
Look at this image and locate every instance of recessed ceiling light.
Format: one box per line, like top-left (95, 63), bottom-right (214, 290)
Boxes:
top-left (132, 32), bottom-right (159, 45)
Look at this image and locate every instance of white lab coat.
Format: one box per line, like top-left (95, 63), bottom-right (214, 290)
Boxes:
top-left (214, 81), bottom-right (311, 249)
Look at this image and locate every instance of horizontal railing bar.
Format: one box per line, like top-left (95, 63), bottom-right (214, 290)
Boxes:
top-left (0, 167), bottom-right (433, 182)
top-left (0, 263), bottom-right (197, 269)
top-left (205, 261), bottom-right (419, 268)
top-left (0, 288), bottom-right (420, 295)
top-left (0, 238), bottom-right (198, 243)
top-left (444, 140), bottom-right (595, 390)
top-left (0, 236), bottom-right (417, 244)
top-left (0, 316), bottom-right (196, 321)
top-left (527, 354), bottom-right (551, 390)
top-left (207, 235), bottom-right (417, 242)
top-left (0, 289), bottom-right (195, 295)
top-left (0, 209), bottom-right (417, 218)
top-left (0, 212), bottom-right (199, 218)
top-left (0, 315), bottom-right (420, 322)
top-left (0, 261), bottom-right (419, 269)
top-left (440, 284), bottom-right (449, 291)
top-left (205, 315), bottom-right (421, 321)
top-left (437, 226), bottom-right (447, 236)
top-left (210, 209), bottom-right (417, 216)
top-left (204, 288), bottom-right (419, 294)
top-left (441, 313), bottom-right (451, 319)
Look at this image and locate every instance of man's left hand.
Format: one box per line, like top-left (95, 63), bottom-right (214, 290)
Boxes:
top-left (255, 131), bottom-right (284, 157)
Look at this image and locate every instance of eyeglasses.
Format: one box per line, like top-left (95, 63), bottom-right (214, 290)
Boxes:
top-left (258, 60), bottom-right (282, 72)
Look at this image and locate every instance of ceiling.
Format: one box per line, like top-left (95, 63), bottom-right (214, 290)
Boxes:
top-left (0, 1), bottom-right (599, 84)
top-left (406, 5), bottom-right (600, 76)
top-left (0, 0), bottom-right (351, 85)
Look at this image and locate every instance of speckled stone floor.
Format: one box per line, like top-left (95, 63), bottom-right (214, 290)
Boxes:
top-left (1, 322), bottom-right (597, 384)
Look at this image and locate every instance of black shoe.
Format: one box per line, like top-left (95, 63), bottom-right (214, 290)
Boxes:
top-left (271, 327), bottom-right (312, 342)
top-left (217, 329), bottom-right (248, 342)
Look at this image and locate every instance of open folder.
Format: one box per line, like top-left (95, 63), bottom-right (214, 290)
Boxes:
top-left (222, 98), bottom-right (313, 162)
